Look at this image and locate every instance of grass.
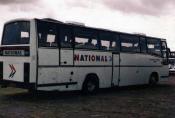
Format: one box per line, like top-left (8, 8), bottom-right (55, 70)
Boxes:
top-left (0, 77), bottom-right (174, 118)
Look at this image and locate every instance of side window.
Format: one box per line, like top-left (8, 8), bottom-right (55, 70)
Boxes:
top-left (140, 37), bottom-right (147, 53)
top-left (37, 21), bottom-right (58, 48)
top-left (120, 34), bottom-right (140, 52)
top-left (60, 26), bottom-right (73, 48)
top-left (147, 38), bottom-right (161, 56)
top-left (74, 27), bottom-right (98, 50)
top-left (99, 31), bottom-right (119, 51)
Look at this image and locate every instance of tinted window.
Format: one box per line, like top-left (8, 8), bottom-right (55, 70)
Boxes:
top-left (74, 27), bottom-right (98, 50)
top-left (99, 31), bottom-right (119, 51)
top-left (37, 21), bottom-right (58, 48)
top-left (147, 38), bottom-right (161, 56)
top-left (120, 34), bottom-right (140, 52)
top-left (60, 26), bottom-right (73, 48)
top-left (2, 21), bottom-right (30, 45)
top-left (140, 37), bottom-right (147, 53)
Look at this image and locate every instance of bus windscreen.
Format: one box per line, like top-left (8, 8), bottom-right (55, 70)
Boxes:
top-left (2, 21), bottom-right (30, 45)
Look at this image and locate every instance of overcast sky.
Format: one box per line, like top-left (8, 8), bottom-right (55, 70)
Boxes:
top-left (0, 0), bottom-right (175, 50)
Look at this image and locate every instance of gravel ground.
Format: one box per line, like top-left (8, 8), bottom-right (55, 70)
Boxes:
top-left (0, 76), bottom-right (175, 118)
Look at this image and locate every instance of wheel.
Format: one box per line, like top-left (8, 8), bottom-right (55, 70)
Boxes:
top-left (82, 75), bottom-right (99, 94)
top-left (149, 74), bottom-right (158, 86)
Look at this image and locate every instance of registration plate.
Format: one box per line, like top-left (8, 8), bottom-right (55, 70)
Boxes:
top-left (3, 50), bottom-right (25, 56)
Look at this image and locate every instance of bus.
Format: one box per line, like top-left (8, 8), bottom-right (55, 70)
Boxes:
top-left (169, 51), bottom-right (175, 74)
top-left (0, 18), bottom-right (169, 93)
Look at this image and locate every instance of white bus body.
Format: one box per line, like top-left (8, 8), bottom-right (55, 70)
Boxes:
top-left (0, 19), bottom-right (169, 93)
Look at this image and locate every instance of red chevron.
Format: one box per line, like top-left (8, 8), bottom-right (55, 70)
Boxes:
top-left (9, 64), bottom-right (16, 78)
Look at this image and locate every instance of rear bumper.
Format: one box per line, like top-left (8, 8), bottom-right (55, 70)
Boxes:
top-left (159, 75), bottom-right (170, 84)
top-left (169, 71), bottom-right (175, 75)
top-left (0, 79), bottom-right (35, 89)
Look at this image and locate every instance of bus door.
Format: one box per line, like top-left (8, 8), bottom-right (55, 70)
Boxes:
top-left (161, 41), bottom-right (169, 77)
top-left (110, 34), bottom-right (120, 86)
top-left (112, 52), bottom-right (120, 86)
top-left (99, 32), bottom-right (120, 87)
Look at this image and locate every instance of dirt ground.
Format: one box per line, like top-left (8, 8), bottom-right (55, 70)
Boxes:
top-left (0, 76), bottom-right (175, 118)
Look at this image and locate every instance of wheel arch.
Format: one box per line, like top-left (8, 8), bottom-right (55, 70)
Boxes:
top-left (150, 71), bottom-right (159, 82)
top-left (82, 73), bottom-right (100, 88)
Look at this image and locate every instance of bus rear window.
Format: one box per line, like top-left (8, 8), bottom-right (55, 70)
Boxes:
top-left (2, 21), bottom-right (30, 45)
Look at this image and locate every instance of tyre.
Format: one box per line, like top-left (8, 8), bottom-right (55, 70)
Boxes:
top-left (82, 75), bottom-right (99, 95)
top-left (149, 74), bottom-right (158, 86)
top-left (28, 88), bottom-right (36, 93)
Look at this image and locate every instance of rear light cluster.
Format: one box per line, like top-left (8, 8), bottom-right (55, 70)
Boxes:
top-left (0, 62), bottom-right (3, 79)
